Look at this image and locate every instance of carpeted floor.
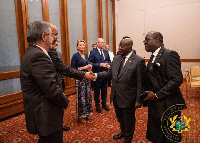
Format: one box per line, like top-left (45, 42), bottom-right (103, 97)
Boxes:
top-left (0, 82), bottom-right (199, 143)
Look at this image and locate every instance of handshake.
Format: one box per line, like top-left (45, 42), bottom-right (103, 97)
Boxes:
top-left (84, 71), bottom-right (95, 81)
top-left (80, 62), bottom-right (110, 81)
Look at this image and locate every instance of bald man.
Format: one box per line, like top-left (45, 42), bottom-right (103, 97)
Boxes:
top-left (96, 37), bottom-right (145, 143)
top-left (143, 31), bottom-right (186, 143)
top-left (89, 38), bottom-right (111, 113)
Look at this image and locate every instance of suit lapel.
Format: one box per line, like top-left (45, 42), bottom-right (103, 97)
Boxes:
top-left (94, 48), bottom-right (101, 57)
top-left (117, 53), bottom-right (135, 79)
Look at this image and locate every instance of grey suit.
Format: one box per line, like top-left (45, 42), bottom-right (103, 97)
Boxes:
top-left (98, 53), bottom-right (145, 142)
top-left (20, 45), bottom-right (68, 137)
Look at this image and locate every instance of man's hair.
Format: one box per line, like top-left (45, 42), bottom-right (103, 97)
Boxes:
top-left (121, 36), bottom-right (133, 46)
top-left (122, 36), bottom-right (131, 39)
top-left (92, 44), bottom-right (96, 47)
top-left (27, 20), bottom-right (51, 43)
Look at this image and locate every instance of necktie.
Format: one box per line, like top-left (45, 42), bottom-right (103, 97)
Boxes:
top-left (100, 50), bottom-right (104, 62)
top-left (118, 56), bottom-right (126, 76)
top-left (147, 54), bottom-right (154, 67)
top-left (150, 54), bottom-right (154, 63)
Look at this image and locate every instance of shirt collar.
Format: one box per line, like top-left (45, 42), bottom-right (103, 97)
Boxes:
top-left (97, 47), bottom-right (103, 52)
top-left (125, 50), bottom-right (133, 60)
top-left (33, 44), bottom-right (49, 56)
top-left (152, 47), bottom-right (161, 57)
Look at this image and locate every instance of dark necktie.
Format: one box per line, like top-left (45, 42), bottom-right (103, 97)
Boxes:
top-left (100, 50), bottom-right (104, 62)
top-left (118, 56), bottom-right (126, 77)
top-left (147, 54), bottom-right (154, 66)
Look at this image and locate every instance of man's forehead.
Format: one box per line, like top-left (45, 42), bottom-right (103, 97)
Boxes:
top-left (146, 32), bottom-right (155, 37)
top-left (120, 39), bottom-right (131, 44)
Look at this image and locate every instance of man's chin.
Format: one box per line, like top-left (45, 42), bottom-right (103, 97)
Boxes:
top-left (145, 47), bottom-right (150, 52)
top-left (118, 51), bottom-right (122, 55)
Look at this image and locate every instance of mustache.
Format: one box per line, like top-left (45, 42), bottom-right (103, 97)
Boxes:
top-left (52, 40), bottom-right (60, 44)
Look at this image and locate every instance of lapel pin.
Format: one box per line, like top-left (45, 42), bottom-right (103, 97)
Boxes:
top-left (129, 61), bottom-right (131, 63)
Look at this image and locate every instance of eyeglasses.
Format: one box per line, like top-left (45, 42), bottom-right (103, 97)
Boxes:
top-left (119, 44), bottom-right (130, 49)
top-left (143, 38), bottom-right (155, 43)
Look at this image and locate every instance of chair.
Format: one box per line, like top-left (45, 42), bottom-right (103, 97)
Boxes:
top-left (188, 66), bottom-right (200, 87)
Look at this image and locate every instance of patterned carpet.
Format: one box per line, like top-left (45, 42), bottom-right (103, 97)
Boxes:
top-left (0, 82), bottom-right (199, 143)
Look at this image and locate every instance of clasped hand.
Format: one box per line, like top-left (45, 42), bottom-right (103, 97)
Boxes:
top-left (84, 71), bottom-right (95, 81)
top-left (100, 63), bottom-right (110, 69)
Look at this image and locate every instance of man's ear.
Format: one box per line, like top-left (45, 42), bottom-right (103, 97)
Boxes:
top-left (41, 33), bottom-right (46, 42)
top-left (155, 37), bottom-right (159, 43)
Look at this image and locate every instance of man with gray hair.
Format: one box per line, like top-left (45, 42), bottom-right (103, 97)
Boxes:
top-left (20, 20), bottom-right (93, 143)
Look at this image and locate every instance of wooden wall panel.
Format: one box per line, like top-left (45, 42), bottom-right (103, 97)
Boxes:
top-left (82, 0), bottom-right (88, 54)
top-left (20, 0), bottom-right (29, 49)
top-left (0, 92), bottom-right (23, 105)
top-left (97, 0), bottom-right (103, 38)
top-left (42, 0), bottom-right (49, 22)
top-left (112, 0), bottom-right (116, 55)
top-left (0, 71), bottom-right (20, 81)
top-left (105, 0), bottom-right (109, 44)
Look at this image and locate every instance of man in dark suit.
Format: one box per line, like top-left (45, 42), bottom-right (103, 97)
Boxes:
top-left (96, 37), bottom-right (145, 143)
top-left (143, 31), bottom-right (186, 143)
top-left (20, 20), bottom-right (93, 143)
top-left (49, 23), bottom-right (69, 131)
top-left (89, 38), bottom-right (111, 113)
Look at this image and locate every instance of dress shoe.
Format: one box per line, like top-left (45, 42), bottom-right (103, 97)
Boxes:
top-left (79, 118), bottom-right (86, 123)
top-left (63, 126), bottom-right (70, 131)
top-left (102, 104), bottom-right (110, 111)
top-left (96, 107), bottom-right (102, 113)
top-left (113, 133), bottom-right (124, 140)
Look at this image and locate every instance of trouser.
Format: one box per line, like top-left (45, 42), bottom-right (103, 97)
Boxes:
top-left (38, 130), bottom-right (63, 143)
top-left (113, 97), bottom-right (136, 143)
top-left (93, 79), bottom-right (107, 107)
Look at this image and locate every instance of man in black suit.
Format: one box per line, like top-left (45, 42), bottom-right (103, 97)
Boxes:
top-left (96, 37), bottom-right (145, 143)
top-left (143, 31), bottom-right (186, 143)
top-left (20, 20), bottom-right (93, 143)
top-left (49, 23), bottom-right (69, 131)
top-left (89, 38), bottom-right (111, 113)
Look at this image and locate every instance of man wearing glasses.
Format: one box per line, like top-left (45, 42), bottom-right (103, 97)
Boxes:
top-left (143, 31), bottom-right (186, 143)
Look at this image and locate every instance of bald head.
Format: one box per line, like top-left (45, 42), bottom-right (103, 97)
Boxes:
top-left (97, 38), bottom-right (105, 49)
top-left (121, 37), bottom-right (133, 47)
top-left (148, 31), bottom-right (163, 42)
top-left (48, 23), bottom-right (58, 46)
top-left (144, 31), bottom-right (164, 53)
top-left (118, 37), bottom-right (133, 56)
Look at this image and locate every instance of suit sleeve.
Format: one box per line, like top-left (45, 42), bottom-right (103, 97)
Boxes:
top-left (31, 56), bottom-right (68, 108)
top-left (97, 67), bottom-right (112, 79)
top-left (156, 51), bottom-right (183, 99)
top-left (88, 51), bottom-right (101, 69)
top-left (136, 59), bottom-right (145, 102)
top-left (48, 49), bottom-right (85, 80)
